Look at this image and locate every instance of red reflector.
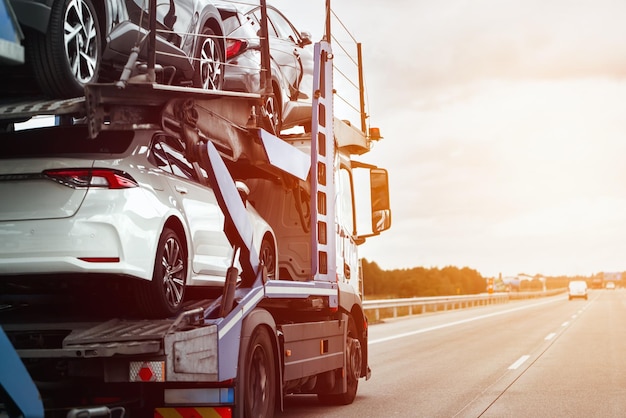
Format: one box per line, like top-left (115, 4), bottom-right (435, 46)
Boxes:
top-left (131, 361), bottom-right (164, 382)
top-left (78, 257), bottom-right (120, 263)
top-left (138, 366), bottom-right (154, 382)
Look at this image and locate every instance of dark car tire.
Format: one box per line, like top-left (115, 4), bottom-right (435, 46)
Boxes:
top-left (194, 26), bottom-right (224, 90)
top-left (27, 0), bottom-right (101, 98)
top-left (136, 227), bottom-right (187, 318)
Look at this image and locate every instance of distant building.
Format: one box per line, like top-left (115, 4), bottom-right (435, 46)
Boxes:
top-left (601, 272), bottom-right (622, 288)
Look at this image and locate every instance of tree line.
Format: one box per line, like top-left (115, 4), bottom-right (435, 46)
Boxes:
top-left (360, 259), bottom-right (607, 299)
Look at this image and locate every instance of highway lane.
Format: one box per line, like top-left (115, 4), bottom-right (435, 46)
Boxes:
top-left (277, 289), bottom-right (626, 417)
top-left (478, 288), bottom-right (626, 417)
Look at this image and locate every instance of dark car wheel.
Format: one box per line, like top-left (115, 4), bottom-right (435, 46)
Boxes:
top-left (27, 0), bottom-right (101, 98)
top-left (194, 27), bottom-right (223, 90)
top-left (136, 227), bottom-right (187, 318)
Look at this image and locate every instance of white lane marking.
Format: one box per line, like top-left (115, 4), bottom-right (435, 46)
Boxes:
top-left (509, 355), bottom-right (530, 370)
top-left (545, 332), bottom-right (556, 341)
top-left (369, 298), bottom-right (561, 345)
top-left (572, 314), bottom-right (578, 319)
top-left (562, 321), bottom-right (570, 327)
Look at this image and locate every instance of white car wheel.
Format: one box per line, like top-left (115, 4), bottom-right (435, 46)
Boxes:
top-left (136, 227), bottom-right (187, 318)
top-left (263, 90), bottom-right (282, 135)
top-left (259, 236), bottom-right (277, 280)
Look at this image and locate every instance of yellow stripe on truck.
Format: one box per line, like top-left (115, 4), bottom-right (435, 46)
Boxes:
top-left (155, 407), bottom-right (232, 418)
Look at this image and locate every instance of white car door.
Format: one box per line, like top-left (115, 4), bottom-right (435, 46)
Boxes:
top-left (152, 135), bottom-right (233, 282)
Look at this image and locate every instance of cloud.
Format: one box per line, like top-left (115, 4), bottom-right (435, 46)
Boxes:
top-left (354, 0), bottom-right (626, 115)
top-left (270, 0), bottom-right (626, 276)
top-left (359, 79), bottom-right (626, 276)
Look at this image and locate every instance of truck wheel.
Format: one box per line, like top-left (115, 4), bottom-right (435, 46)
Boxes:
top-left (239, 327), bottom-right (276, 418)
top-left (136, 227), bottom-right (186, 318)
top-left (28, 0), bottom-right (101, 98)
top-left (317, 316), bottom-right (360, 405)
top-left (194, 26), bottom-right (223, 90)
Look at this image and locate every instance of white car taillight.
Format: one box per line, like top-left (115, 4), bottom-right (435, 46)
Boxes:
top-left (225, 38), bottom-right (248, 59)
top-left (43, 168), bottom-right (138, 189)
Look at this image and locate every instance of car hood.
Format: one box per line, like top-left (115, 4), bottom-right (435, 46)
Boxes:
top-left (0, 158), bottom-right (92, 221)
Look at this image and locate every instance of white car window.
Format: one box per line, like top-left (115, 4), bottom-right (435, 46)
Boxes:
top-left (266, 8), bottom-right (299, 44)
top-left (151, 135), bottom-right (198, 182)
top-left (251, 8), bottom-right (278, 38)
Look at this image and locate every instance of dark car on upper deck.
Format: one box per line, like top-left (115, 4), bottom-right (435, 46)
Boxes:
top-left (9, 0), bottom-right (225, 97)
top-left (215, 1), bottom-right (314, 134)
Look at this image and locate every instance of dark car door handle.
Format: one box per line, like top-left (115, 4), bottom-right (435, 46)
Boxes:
top-left (175, 185), bottom-right (188, 194)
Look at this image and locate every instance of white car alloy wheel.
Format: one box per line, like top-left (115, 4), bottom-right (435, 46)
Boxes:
top-left (259, 236), bottom-right (277, 280)
top-left (263, 92), bottom-right (281, 135)
top-left (136, 227), bottom-right (187, 318)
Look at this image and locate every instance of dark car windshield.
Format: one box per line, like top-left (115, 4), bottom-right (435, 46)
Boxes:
top-left (0, 126), bottom-right (134, 158)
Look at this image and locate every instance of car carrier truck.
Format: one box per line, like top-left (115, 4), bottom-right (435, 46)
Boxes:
top-left (0, 1), bottom-right (391, 417)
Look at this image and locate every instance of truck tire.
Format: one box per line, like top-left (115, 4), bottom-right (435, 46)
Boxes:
top-left (317, 316), bottom-right (360, 405)
top-left (136, 227), bottom-right (187, 318)
top-left (238, 326), bottom-right (276, 418)
top-left (27, 0), bottom-right (101, 98)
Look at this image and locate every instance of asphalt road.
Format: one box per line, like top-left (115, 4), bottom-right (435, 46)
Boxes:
top-left (277, 288), bottom-right (626, 417)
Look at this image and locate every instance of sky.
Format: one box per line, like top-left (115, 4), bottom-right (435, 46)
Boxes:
top-left (270, 0), bottom-right (626, 278)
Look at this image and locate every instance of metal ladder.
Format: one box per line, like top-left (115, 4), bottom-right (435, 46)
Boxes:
top-left (310, 41), bottom-right (339, 307)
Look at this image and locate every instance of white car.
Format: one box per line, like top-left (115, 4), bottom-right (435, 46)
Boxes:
top-left (0, 125), bottom-right (276, 318)
top-left (568, 280), bottom-right (588, 300)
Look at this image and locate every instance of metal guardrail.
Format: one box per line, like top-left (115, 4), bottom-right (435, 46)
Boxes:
top-left (363, 289), bottom-right (567, 321)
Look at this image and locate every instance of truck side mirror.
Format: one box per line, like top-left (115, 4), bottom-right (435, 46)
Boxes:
top-left (370, 168), bottom-right (391, 233)
top-left (353, 164), bottom-right (391, 241)
top-left (300, 31), bottom-right (313, 46)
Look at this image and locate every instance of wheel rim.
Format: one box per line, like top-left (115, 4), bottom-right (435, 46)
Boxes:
top-left (199, 35), bottom-right (222, 90)
top-left (161, 236), bottom-right (185, 309)
top-left (347, 337), bottom-right (362, 381)
top-left (260, 239), bottom-right (276, 280)
top-left (247, 343), bottom-right (270, 415)
top-left (264, 95), bottom-right (280, 135)
top-left (63, 0), bottom-right (98, 84)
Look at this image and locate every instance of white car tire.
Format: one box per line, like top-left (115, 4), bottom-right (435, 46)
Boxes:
top-left (136, 227), bottom-right (187, 318)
